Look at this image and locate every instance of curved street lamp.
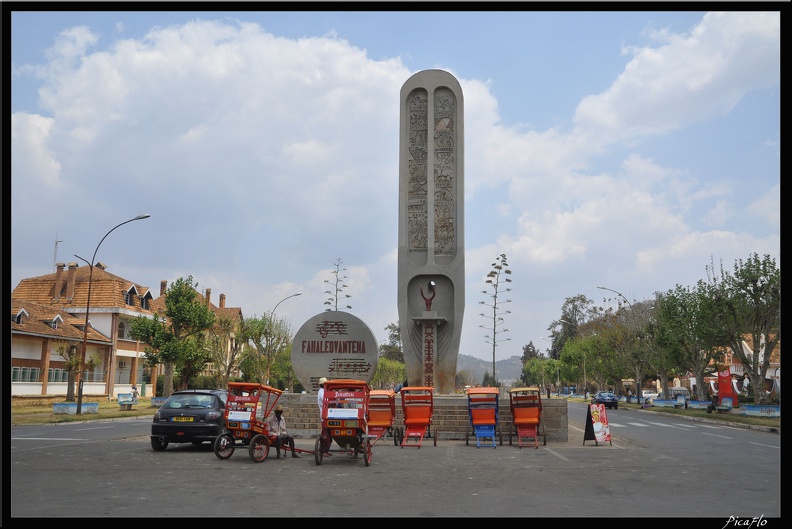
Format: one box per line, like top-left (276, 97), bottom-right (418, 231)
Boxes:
top-left (266, 292), bottom-right (302, 386)
top-left (74, 214), bottom-right (150, 414)
top-left (597, 285), bottom-right (632, 308)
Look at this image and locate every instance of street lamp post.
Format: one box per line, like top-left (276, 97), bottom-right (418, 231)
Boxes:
top-left (265, 292), bottom-right (302, 386)
top-left (74, 214), bottom-right (150, 414)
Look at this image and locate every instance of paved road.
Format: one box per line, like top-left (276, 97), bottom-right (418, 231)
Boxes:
top-left (9, 408), bottom-right (780, 519)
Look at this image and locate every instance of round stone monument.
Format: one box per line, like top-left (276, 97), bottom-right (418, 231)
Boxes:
top-left (291, 311), bottom-right (379, 393)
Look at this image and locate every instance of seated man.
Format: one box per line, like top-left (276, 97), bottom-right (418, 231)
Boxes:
top-left (266, 405), bottom-right (300, 459)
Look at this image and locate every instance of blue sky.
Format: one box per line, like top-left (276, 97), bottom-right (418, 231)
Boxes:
top-left (8, 8), bottom-right (780, 365)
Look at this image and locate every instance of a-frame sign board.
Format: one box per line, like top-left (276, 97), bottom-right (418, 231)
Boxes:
top-left (583, 403), bottom-right (612, 446)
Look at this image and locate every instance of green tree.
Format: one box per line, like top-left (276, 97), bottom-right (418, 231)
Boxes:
top-left (546, 294), bottom-right (597, 360)
top-left (521, 342), bottom-right (541, 364)
top-left (371, 357), bottom-right (406, 390)
top-left (379, 322), bottom-right (404, 362)
top-left (237, 313), bottom-right (294, 387)
top-left (593, 294), bottom-right (657, 397)
top-left (206, 315), bottom-right (244, 389)
top-left (709, 253), bottom-right (780, 404)
top-left (130, 276), bottom-right (215, 397)
top-left (655, 282), bottom-right (729, 400)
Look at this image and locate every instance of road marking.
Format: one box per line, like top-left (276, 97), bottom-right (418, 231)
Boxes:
top-left (701, 432), bottom-right (732, 439)
top-left (12, 437), bottom-right (86, 441)
top-left (749, 442), bottom-right (779, 449)
top-left (641, 421), bottom-right (690, 430)
top-left (544, 447), bottom-right (570, 461)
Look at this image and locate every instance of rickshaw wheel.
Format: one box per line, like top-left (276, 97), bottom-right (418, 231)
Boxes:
top-left (248, 434), bottom-right (269, 463)
top-left (314, 437), bottom-right (323, 465)
top-left (433, 429), bottom-right (438, 446)
top-left (214, 433), bottom-right (235, 460)
top-left (465, 425), bottom-right (470, 446)
top-left (393, 427), bottom-right (401, 446)
top-left (498, 425), bottom-right (503, 446)
top-left (363, 436), bottom-right (372, 466)
top-left (542, 425), bottom-right (547, 445)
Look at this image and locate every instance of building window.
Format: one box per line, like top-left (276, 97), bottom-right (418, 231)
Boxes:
top-left (140, 297), bottom-right (149, 310)
top-left (124, 292), bottom-right (132, 305)
top-left (118, 321), bottom-right (126, 340)
top-left (50, 320), bottom-right (58, 330)
top-left (11, 367), bottom-right (20, 381)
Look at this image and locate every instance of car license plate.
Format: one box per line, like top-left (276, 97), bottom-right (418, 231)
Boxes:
top-left (172, 416), bottom-right (194, 422)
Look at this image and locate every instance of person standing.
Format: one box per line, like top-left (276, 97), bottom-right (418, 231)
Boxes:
top-left (317, 377), bottom-right (327, 415)
top-left (317, 377), bottom-right (331, 453)
top-left (266, 405), bottom-right (300, 458)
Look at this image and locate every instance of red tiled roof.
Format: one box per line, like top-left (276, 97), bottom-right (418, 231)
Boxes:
top-left (10, 299), bottom-right (111, 344)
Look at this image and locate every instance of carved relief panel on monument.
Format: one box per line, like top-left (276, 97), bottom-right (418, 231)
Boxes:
top-left (433, 89), bottom-right (456, 258)
top-left (407, 90), bottom-right (428, 253)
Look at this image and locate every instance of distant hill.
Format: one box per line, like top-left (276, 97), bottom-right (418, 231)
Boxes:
top-left (456, 354), bottom-right (523, 386)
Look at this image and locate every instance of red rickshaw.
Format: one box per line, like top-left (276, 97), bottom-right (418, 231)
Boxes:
top-left (315, 379), bottom-right (372, 466)
top-left (213, 382), bottom-right (312, 462)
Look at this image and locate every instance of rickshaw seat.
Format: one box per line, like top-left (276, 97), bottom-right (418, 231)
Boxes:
top-left (404, 408), bottom-right (431, 425)
top-left (470, 408), bottom-right (496, 426)
top-left (513, 407), bottom-right (540, 426)
top-left (368, 409), bottom-right (392, 427)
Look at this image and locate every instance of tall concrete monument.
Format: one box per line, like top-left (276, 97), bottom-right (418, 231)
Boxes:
top-left (398, 70), bottom-right (464, 394)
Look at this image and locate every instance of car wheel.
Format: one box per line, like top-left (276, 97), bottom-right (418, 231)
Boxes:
top-left (614, 405), bottom-right (618, 410)
top-left (151, 437), bottom-right (168, 451)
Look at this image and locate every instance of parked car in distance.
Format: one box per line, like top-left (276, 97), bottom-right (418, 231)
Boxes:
top-left (642, 390), bottom-right (659, 399)
top-left (567, 393), bottom-right (586, 399)
top-left (591, 391), bottom-right (619, 409)
top-left (150, 389), bottom-right (228, 451)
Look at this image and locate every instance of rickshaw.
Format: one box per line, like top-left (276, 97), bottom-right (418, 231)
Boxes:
top-left (508, 387), bottom-right (546, 448)
top-left (367, 389), bottom-right (402, 446)
top-left (315, 379), bottom-right (372, 466)
top-left (466, 387), bottom-right (502, 448)
top-left (213, 382), bottom-right (290, 462)
top-left (400, 386), bottom-right (437, 448)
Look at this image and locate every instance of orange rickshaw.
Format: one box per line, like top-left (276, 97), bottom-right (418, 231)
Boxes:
top-left (399, 386), bottom-right (437, 448)
top-left (367, 389), bottom-right (402, 446)
top-left (508, 386), bottom-right (546, 448)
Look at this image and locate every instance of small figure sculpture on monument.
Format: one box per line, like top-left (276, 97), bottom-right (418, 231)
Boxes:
top-left (420, 281), bottom-right (436, 311)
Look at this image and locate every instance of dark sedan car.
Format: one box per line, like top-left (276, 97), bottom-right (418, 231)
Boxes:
top-left (591, 391), bottom-right (619, 409)
top-left (150, 389), bottom-right (228, 451)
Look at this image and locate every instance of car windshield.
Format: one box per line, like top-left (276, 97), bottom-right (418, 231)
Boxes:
top-left (601, 393), bottom-right (615, 398)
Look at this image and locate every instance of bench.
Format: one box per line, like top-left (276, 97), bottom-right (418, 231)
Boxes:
top-left (118, 393), bottom-right (139, 411)
top-left (716, 397), bottom-right (733, 413)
